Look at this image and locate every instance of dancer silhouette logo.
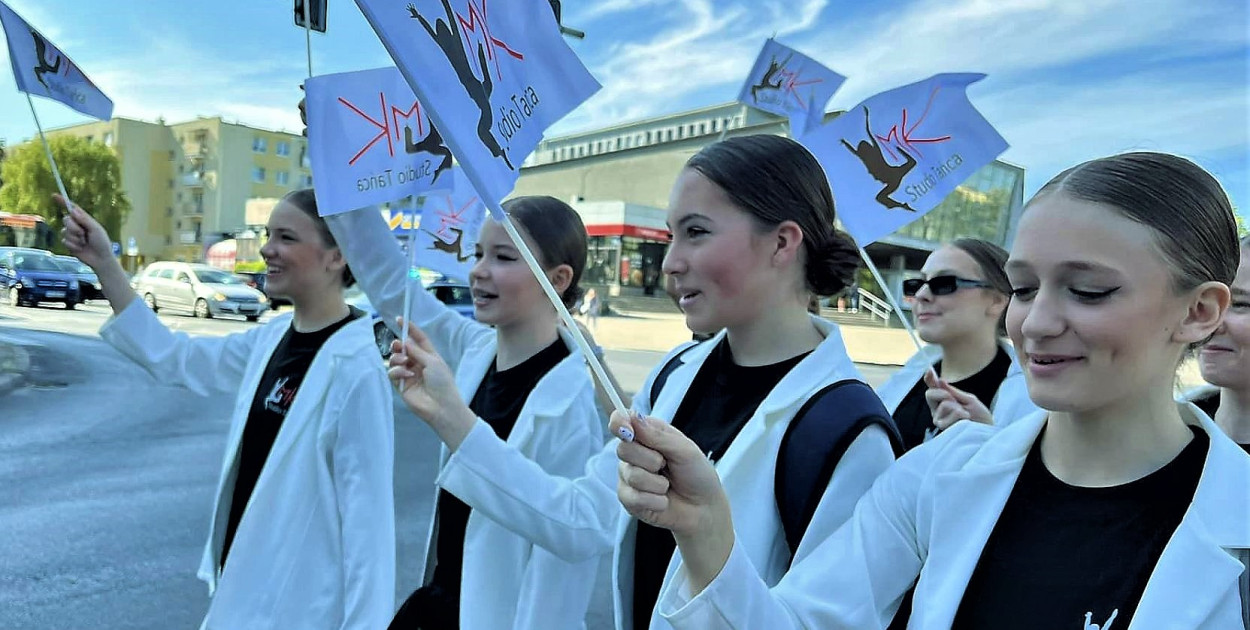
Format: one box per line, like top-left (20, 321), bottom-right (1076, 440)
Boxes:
top-left (29, 29), bottom-right (62, 90)
top-left (797, 73), bottom-right (1007, 246)
top-left (0, 0), bottom-right (113, 119)
top-left (737, 39), bottom-right (845, 122)
top-left (408, 0), bottom-right (521, 171)
top-left (413, 166), bottom-right (487, 279)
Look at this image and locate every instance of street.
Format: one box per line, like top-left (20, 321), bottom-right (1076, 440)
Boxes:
top-left (0, 301), bottom-right (896, 629)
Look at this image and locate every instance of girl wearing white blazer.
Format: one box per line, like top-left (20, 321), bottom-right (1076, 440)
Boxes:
top-left (877, 239), bottom-right (1037, 451)
top-left (60, 190), bottom-right (395, 630)
top-left (618, 151), bottom-right (1250, 629)
top-left (326, 197), bottom-right (609, 630)
top-left (1189, 235), bottom-right (1250, 453)
top-left (387, 135), bottom-right (898, 629)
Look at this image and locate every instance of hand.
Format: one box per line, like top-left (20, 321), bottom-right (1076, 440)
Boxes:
top-left (923, 368), bottom-right (994, 432)
top-left (387, 318), bottom-right (476, 449)
top-left (611, 411), bottom-right (735, 592)
top-left (57, 195), bottom-right (112, 271)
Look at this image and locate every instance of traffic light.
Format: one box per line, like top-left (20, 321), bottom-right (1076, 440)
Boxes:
top-left (294, 0), bottom-right (327, 33)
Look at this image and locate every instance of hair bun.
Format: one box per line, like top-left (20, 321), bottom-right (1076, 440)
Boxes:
top-left (806, 228), bottom-right (860, 296)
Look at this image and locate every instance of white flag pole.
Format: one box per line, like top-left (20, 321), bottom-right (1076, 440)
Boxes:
top-left (400, 197), bottom-right (422, 390)
top-left (491, 200), bottom-right (629, 416)
top-left (856, 245), bottom-right (936, 375)
top-left (25, 94), bottom-right (71, 205)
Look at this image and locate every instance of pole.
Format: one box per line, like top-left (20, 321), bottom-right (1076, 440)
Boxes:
top-left (304, 6), bottom-right (314, 78)
top-left (493, 201), bottom-right (629, 416)
top-left (25, 93), bottom-right (70, 204)
top-left (400, 198), bottom-right (422, 390)
top-left (856, 245), bottom-right (931, 360)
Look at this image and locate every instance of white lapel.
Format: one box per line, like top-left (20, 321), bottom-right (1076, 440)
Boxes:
top-left (1128, 407), bottom-right (1250, 628)
top-left (916, 414), bottom-right (1042, 627)
top-left (506, 328), bottom-right (586, 447)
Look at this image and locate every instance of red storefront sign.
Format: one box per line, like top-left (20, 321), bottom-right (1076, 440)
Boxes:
top-left (584, 224), bottom-right (671, 241)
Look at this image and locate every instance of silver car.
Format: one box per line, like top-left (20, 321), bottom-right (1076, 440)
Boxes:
top-left (133, 261), bottom-right (269, 321)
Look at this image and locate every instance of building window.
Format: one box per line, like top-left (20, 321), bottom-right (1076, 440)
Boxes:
top-left (165, 235), bottom-right (172, 246)
top-left (178, 164), bottom-right (184, 173)
top-left (276, 171), bottom-right (290, 186)
top-left (168, 179), bottom-right (174, 189)
top-left (252, 167), bottom-right (266, 183)
top-left (176, 192), bottom-right (183, 201)
top-left (302, 174), bottom-right (313, 187)
top-left (276, 141), bottom-right (290, 157)
top-left (252, 137), bottom-right (267, 153)
top-left (166, 206), bottom-right (173, 217)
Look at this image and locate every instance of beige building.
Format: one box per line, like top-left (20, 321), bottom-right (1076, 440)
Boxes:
top-left (49, 117), bottom-right (311, 266)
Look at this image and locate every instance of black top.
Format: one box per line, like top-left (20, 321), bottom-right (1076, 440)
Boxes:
top-left (425, 338), bottom-right (569, 622)
top-left (221, 308), bottom-right (360, 568)
top-left (632, 339), bottom-right (810, 629)
top-left (892, 346), bottom-right (1011, 452)
top-left (952, 425), bottom-right (1208, 629)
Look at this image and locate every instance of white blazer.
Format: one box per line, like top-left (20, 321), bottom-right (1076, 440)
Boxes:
top-left (659, 406), bottom-right (1250, 630)
top-left (876, 340), bottom-right (1038, 431)
top-left (100, 298), bottom-right (395, 630)
top-left (438, 317), bottom-right (897, 630)
top-left (327, 208), bottom-right (608, 630)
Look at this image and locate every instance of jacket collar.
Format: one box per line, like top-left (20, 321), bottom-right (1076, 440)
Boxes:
top-left (922, 406), bottom-right (1250, 628)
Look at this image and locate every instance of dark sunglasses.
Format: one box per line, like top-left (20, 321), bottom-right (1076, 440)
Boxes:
top-left (902, 275), bottom-right (992, 297)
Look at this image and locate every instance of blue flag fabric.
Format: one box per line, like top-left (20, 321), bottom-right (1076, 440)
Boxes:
top-left (738, 38), bottom-right (845, 127)
top-left (0, 0), bottom-right (113, 120)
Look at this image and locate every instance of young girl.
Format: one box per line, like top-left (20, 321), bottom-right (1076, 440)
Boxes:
top-left (60, 190), bottom-right (395, 630)
top-left (324, 197), bottom-right (609, 630)
top-left (878, 238), bottom-right (1036, 451)
top-left (617, 151), bottom-right (1250, 629)
top-left (1190, 235), bottom-right (1250, 452)
top-left (386, 134), bottom-right (899, 629)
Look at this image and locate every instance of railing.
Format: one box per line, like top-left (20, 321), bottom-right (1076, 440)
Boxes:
top-left (180, 172), bottom-right (205, 187)
top-left (857, 288), bottom-right (892, 326)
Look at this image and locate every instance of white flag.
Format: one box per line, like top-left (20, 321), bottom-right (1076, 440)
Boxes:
top-left (737, 38), bottom-right (844, 124)
top-left (0, 0), bottom-right (112, 120)
top-left (355, 0), bottom-right (601, 214)
top-left (802, 73), bottom-right (1008, 246)
top-left (412, 167), bottom-right (485, 280)
top-left (305, 66), bottom-right (455, 217)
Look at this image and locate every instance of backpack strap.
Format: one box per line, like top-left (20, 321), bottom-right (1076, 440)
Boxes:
top-left (647, 340), bottom-right (704, 411)
top-left (775, 379), bottom-right (904, 563)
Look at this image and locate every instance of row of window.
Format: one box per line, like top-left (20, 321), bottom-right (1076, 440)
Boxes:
top-left (252, 167), bottom-right (312, 187)
top-left (543, 116), bottom-right (739, 163)
top-left (253, 136), bottom-right (295, 156)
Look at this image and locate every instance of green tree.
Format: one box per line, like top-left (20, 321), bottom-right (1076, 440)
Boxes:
top-left (0, 135), bottom-right (130, 253)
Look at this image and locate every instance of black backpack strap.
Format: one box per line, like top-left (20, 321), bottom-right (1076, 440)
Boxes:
top-left (775, 379), bottom-right (904, 563)
top-left (647, 340), bottom-right (703, 411)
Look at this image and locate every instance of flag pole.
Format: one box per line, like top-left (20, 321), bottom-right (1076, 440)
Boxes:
top-left (856, 245), bottom-right (937, 378)
top-left (492, 200), bottom-right (629, 416)
top-left (400, 197), bottom-right (422, 390)
top-left (25, 93), bottom-right (71, 205)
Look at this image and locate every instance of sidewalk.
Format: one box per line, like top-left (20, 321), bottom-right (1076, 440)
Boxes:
top-left (588, 313), bottom-right (1207, 390)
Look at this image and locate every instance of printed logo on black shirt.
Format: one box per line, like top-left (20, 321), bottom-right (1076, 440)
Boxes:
top-left (263, 376), bottom-right (298, 416)
top-left (1084, 610), bottom-right (1119, 630)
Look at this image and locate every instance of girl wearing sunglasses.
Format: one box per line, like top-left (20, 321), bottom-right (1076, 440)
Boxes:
top-left (877, 239), bottom-right (1037, 451)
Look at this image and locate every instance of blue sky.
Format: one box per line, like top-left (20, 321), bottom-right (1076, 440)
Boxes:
top-left (0, 0), bottom-right (1246, 212)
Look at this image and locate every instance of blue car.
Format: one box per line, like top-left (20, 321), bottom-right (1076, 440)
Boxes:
top-left (54, 255), bottom-right (105, 302)
top-left (0, 248), bottom-right (82, 309)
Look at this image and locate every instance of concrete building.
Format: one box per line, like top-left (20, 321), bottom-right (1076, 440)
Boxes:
top-left (512, 102), bottom-right (1026, 304)
top-left (48, 117), bottom-right (310, 267)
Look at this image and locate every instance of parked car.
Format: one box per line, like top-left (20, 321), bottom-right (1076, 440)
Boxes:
top-left (0, 248), bottom-right (82, 309)
top-left (53, 255), bottom-right (105, 301)
top-left (132, 261), bottom-right (269, 321)
top-left (345, 278), bottom-right (475, 358)
top-left (235, 270), bottom-right (292, 308)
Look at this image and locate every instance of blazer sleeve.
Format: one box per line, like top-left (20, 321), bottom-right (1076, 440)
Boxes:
top-left (99, 296), bottom-right (263, 397)
top-left (325, 206), bottom-right (488, 371)
top-left (436, 423), bottom-right (621, 563)
top-left (659, 425), bottom-right (939, 630)
top-left (332, 364), bottom-right (397, 630)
